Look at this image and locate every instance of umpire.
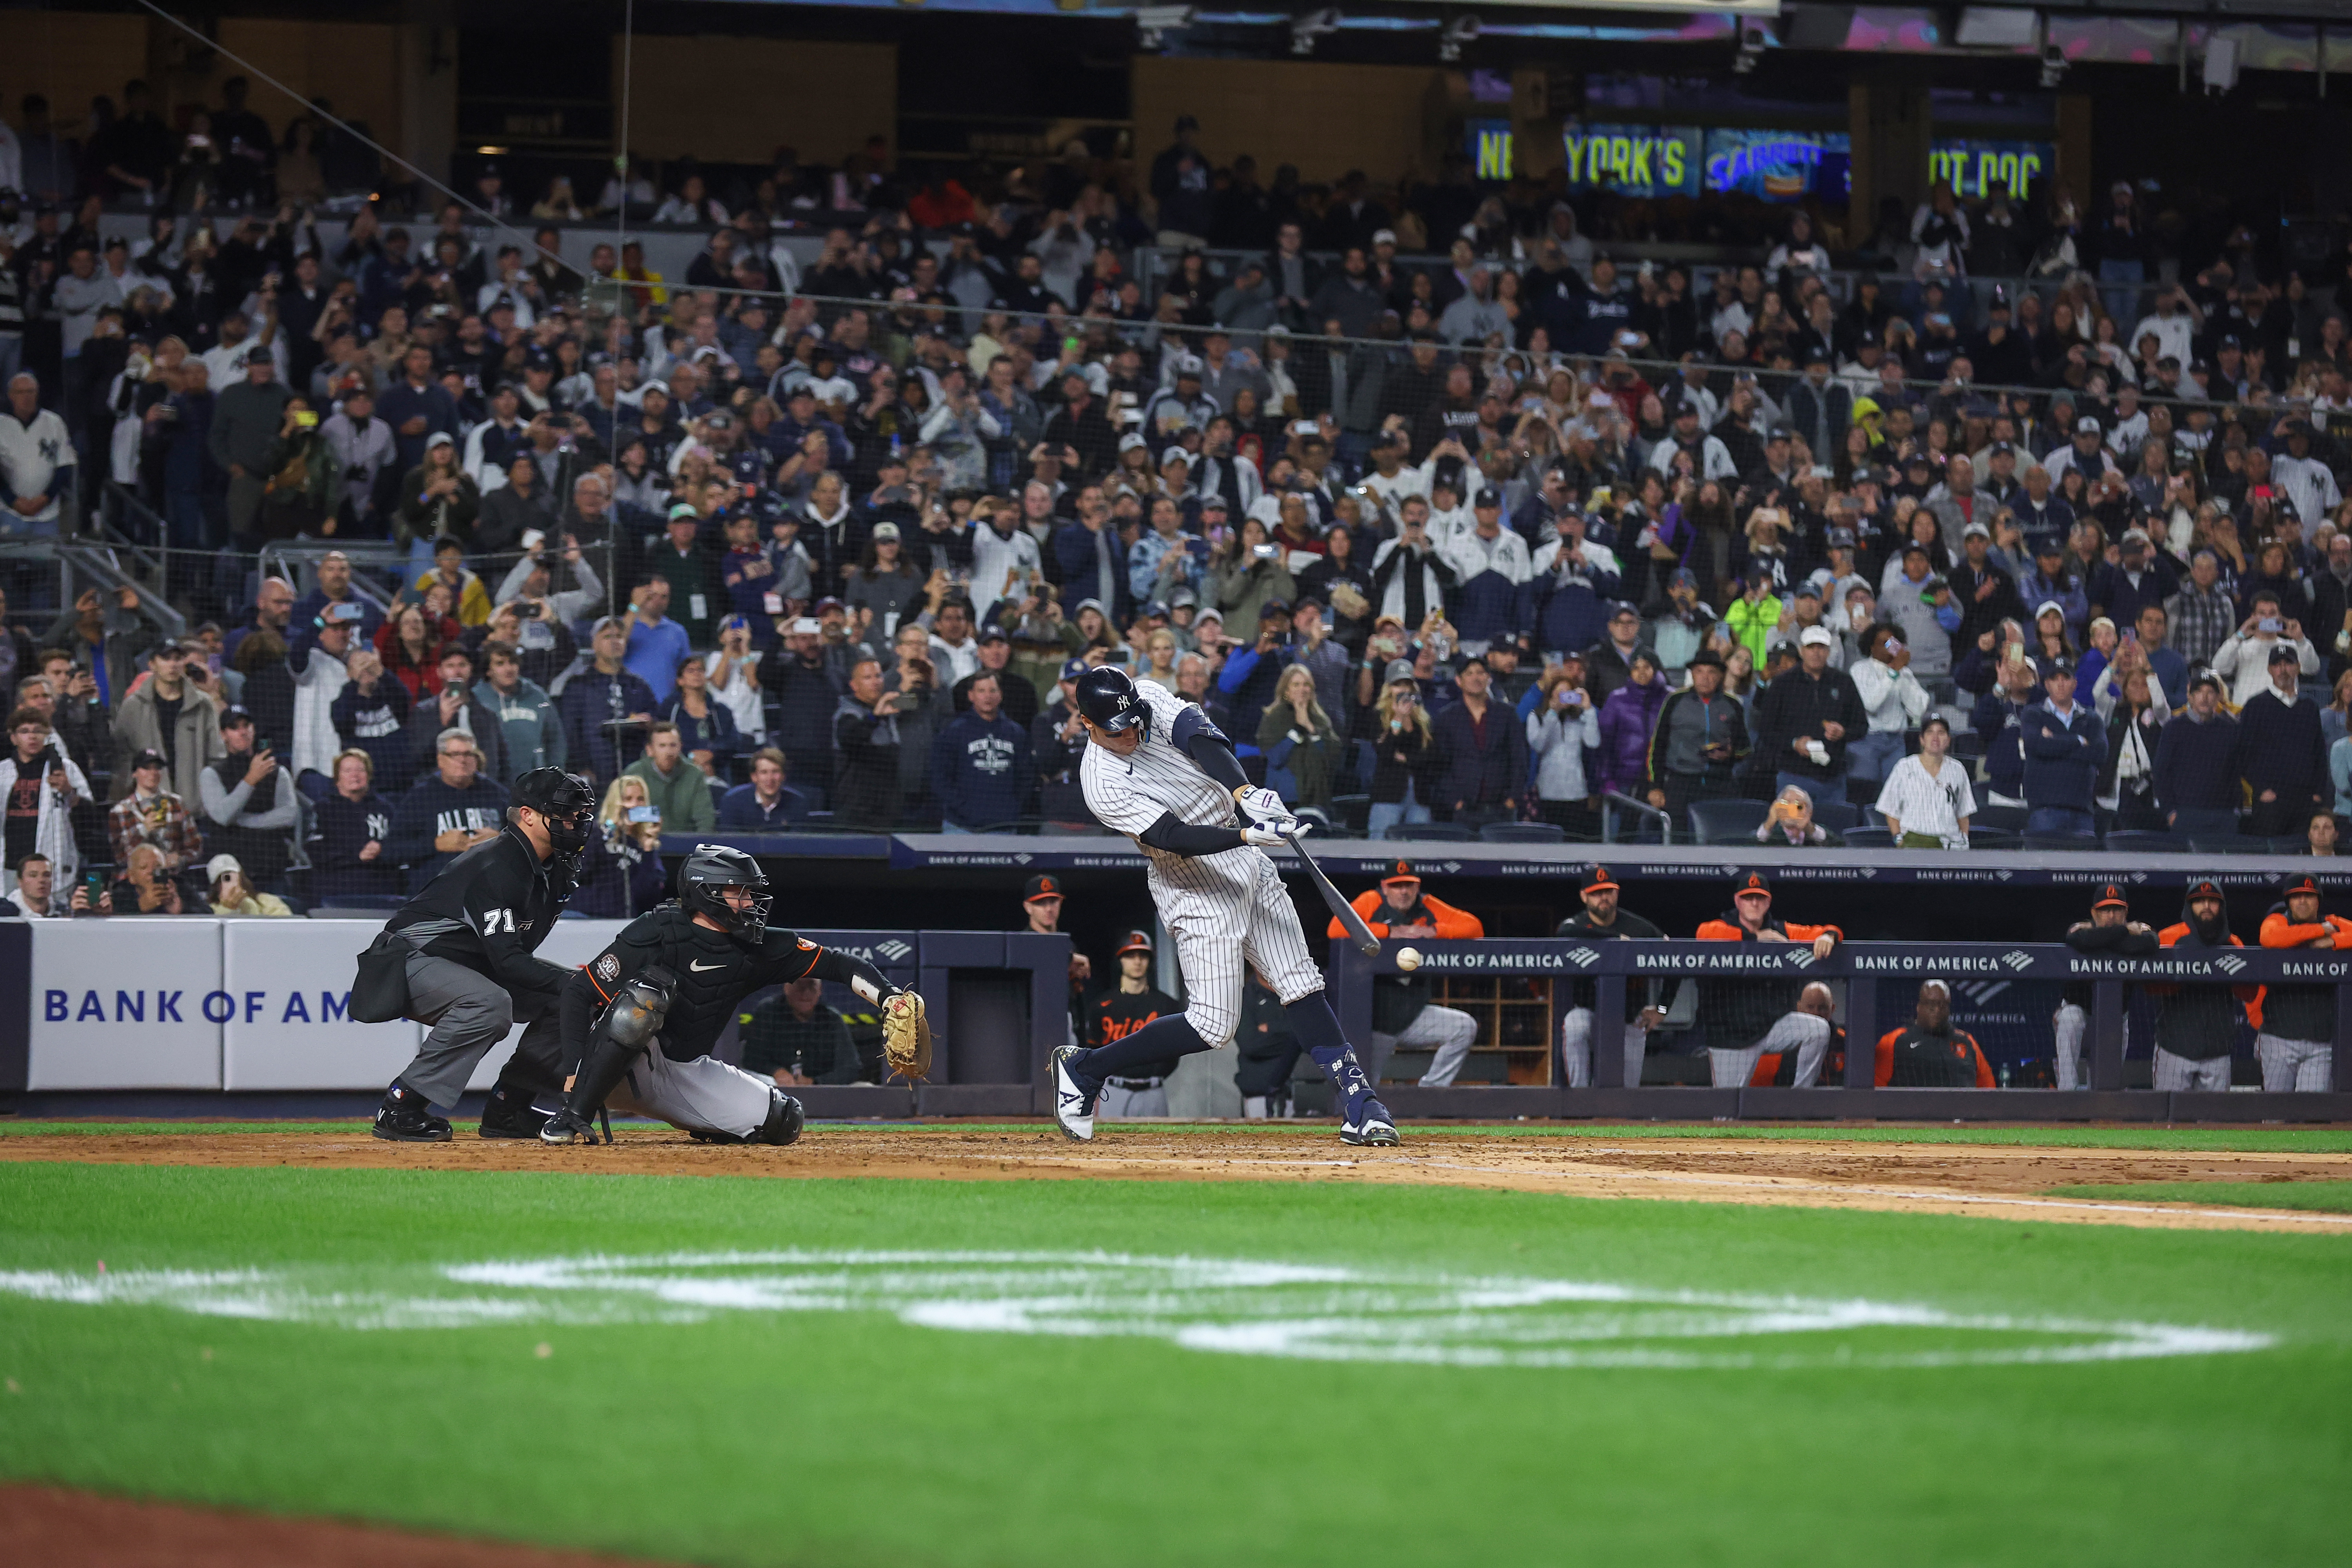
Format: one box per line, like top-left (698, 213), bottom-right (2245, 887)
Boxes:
top-left (366, 766), bottom-right (599, 1142)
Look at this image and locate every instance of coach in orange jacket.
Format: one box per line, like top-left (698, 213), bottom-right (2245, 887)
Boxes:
top-left (2148, 877), bottom-right (2260, 1093)
top-left (1694, 870), bottom-right (1842, 1088)
top-left (2254, 871), bottom-right (2347, 1092)
top-left (1874, 979), bottom-right (1995, 1087)
top-left (1331, 860), bottom-right (1486, 1087)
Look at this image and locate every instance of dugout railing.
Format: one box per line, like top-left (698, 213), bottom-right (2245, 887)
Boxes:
top-left (1327, 938), bottom-right (2352, 1124)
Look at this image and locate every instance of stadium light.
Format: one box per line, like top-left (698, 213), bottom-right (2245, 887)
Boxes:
top-left (1291, 7), bottom-right (1341, 55)
top-left (1439, 15), bottom-right (1481, 62)
top-left (1136, 4), bottom-right (1194, 49)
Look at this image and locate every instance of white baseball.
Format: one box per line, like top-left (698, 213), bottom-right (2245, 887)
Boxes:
top-left (1394, 946), bottom-right (1423, 973)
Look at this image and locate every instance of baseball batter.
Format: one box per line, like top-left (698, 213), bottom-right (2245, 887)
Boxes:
top-left (538, 845), bottom-right (926, 1145)
top-left (1049, 667), bottom-right (1397, 1145)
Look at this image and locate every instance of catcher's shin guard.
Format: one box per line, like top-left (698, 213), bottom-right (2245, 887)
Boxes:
top-left (558, 966), bottom-right (675, 1135)
top-left (753, 1087), bottom-right (804, 1146)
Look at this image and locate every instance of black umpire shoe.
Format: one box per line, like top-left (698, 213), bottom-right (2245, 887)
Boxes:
top-left (477, 1096), bottom-right (552, 1140)
top-left (372, 1095), bottom-right (453, 1143)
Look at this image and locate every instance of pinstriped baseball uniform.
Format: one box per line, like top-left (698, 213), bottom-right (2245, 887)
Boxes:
top-left (1081, 679), bottom-right (1323, 1046)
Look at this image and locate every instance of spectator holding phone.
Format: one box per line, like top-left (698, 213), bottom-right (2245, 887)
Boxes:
top-left (571, 774), bottom-right (668, 918)
top-left (1528, 659), bottom-right (1601, 838)
top-left (5, 851), bottom-right (109, 916)
top-left (108, 745), bottom-right (203, 876)
top-left (206, 853), bottom-right (292, 916)
top-left (0, 707), bottom-right (91, 896)
top-left (198, 704), bottom-right (300, 887)
top-left (2210, 590), bottom-right (2321, 709)
top-left (1366, 662), bottom-right (1437, 840)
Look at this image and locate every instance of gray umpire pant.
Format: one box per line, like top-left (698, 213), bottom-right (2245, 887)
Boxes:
top-left (1709, 1013), bottom-right (1832, 1089)
top-left (397, 952), bottom-right (564, 1110)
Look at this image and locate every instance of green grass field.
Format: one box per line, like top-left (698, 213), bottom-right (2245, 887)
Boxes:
top-left (3, 1156), bottom-right (2349, 1566)
top-left (2046, 1181), bottom-right (2352, 1214)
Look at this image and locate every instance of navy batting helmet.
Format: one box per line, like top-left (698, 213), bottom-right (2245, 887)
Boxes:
top-left (1074, 666), bottom-right (1149, 735)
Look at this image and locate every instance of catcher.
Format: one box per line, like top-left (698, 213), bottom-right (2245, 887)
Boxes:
top-left (540, 844), bottom-right (930, 1145)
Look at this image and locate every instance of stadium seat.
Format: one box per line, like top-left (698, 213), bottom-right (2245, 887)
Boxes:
top-left (1843, 776), bottom-right (1879, 806)
top-left (1478, 821), bottom-right (1565, 844)
top-left (1811, 799), bottom-right (1861, 834)
top-left (1950, 731), bottom-right (1985, 763)
top-left (2022, 833), bottom-right (2100, 853)
top-left (2187, 835), bottom-right (2270, 856)
top-left (1973, 804), bottom-right (2029, 834)
top-left (2270, 838), bottom-right (2314, 857)
top-left (1688, 799), bottom-right (1768, 844)
top-left (1970, 828), bottom-right (2022, 851)
top-left (1385, 823), bottom-right (1472, 842)
top-left (1841, 828), bottom-right (1895, 848)
top-left (2103, 829), bottom-right (2187, 854)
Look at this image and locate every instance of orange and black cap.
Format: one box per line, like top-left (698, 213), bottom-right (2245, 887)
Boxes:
top-left (2280, 873), bottom-right (2321, 900)
top-left (1380, 860), bottom-right (1421, 886)
top-left (1116, 929), bottom-right (1154, 955)
top-left (1023, 874), bottom-right (1062, 903)
top-left (1579, 865), bottom-right (1620, 894)
top-left (2186, 878), bottom-right (2225, 902)
top-left (2091, 883), bottom-right (2130, 910)
top-left (1731, 870), bottom-right (1773, 900)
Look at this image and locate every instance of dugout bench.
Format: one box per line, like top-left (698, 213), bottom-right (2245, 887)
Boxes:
top-left (1327, 938), bottom-right (2352, 1123)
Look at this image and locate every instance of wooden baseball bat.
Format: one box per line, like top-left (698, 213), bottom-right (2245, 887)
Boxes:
top-left (1287, 831), bottom-right (1381, 956)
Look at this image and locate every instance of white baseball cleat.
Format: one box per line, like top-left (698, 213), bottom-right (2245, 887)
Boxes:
top-left (1340, 1102), bottom-right (1400, 1146)
top-left (1049, 1045), bottom-right (1096, 1142)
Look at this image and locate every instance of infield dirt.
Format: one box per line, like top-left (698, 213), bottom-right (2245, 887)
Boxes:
top-left (6, 1124), bottom-right (2350, 1232)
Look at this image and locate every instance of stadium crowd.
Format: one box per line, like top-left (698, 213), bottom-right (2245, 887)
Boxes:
top-left (4, 83), bottom-right (2352, 916)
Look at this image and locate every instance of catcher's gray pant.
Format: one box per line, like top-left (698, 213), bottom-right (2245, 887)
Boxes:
top-left (2052, 1003), bottom-right (2087, 1092)
top-left (1160, 853), bottom-right (1324, 1048)
top-left (1709, 1014), bottom-right (1832, 1089)
top-left (2255, 1034), bottom-right (2334, 1093)
top-left (1372, 1005), bottom-right (1480, 1088)
top-left (608, 1047), bottom-right (777, 1140)
top-left (1097, 1080), bottom-right (1171, 1119)
top-left (1559, 1007), bottom-right (1648, 1089)
top-left (2151, 1046), bottom-right (2232, 1093)
top-left (398, 953), bottom-right (563, 1109)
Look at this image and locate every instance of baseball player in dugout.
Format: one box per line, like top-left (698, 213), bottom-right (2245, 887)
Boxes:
top-left (1020, 873), bottom-right (1093, 1026)
top-left (1087, 930), bottom-right (1183, 1119)
top-left (2055, 882), bottom-right (2157, 1091)
top-left (540, 845), bottom-right (930, 1145)
top-left (2254, 872), bottom-right (2348, 1092)
top-left (2148, 877), bottom-right (2258, 1093)
top-left (1051, 665), bottom-right (1397, 1146)
top-left (1554, 865), bottom-right (1667, 1089)
top-left (369, 768), bottom-right (600, 1143)
top-left (1329, 861), bottom-right (1485, 1087)
top-left (1695, 871), bottom-right (1842, 1089)
top-left (1874, 980), bottom-right (1995, 1087)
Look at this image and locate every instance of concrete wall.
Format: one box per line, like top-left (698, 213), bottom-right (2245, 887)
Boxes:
top-left (614, 35), bottom-right (895, 167)
top-left (1131, 57), bottom-right (1459, 187)
top-left (216, 19), bottom-right (407, 152)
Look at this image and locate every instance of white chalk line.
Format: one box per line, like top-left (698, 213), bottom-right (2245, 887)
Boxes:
top-left (0, 1249), bottom-right (2277, 1370)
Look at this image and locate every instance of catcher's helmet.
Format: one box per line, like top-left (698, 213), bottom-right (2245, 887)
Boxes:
top-left (1074, 666), bottom-right (1149, 736)
top-left (511, 768), bottom-right (597, 858)
top-left (680, 842), bottom-right (773, 940)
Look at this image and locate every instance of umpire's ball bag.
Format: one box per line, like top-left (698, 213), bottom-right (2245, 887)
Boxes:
top-left (348, 931), bottom-right (413, 1024)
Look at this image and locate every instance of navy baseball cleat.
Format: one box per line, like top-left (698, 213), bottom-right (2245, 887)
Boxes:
top-left (1049, 1044), bottom-right (1097, 1142)
top-left (1340, 1100), bottom-right (1399, 1146)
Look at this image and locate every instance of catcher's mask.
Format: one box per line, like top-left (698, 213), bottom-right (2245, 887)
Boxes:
top-left (680, 843), bottom-right (773, 942)
top-left (512, 767), bottom-right (597, 860)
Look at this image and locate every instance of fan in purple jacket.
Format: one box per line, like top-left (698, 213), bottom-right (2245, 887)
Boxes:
top-left (1595, 653), bottom-right (1669, 799)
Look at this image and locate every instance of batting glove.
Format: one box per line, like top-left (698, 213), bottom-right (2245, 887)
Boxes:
top-left (1241, 822), bottom-right (1308, 848)
top-left (1236, 785), bottom-right (1292, 826)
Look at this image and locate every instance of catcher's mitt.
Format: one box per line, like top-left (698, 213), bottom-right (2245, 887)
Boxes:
top-left (881, 990), bottom-right (932, 1083)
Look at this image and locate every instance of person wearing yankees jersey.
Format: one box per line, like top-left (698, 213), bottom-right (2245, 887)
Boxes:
top-left (1052, 665), bottom-right (1397, 1146)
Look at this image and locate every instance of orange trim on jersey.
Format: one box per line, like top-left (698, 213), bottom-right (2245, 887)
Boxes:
top-left (1330, 889), bottom-right (1486, 942)
top-left (1872, 1025), bottom-right (1995, 1088)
